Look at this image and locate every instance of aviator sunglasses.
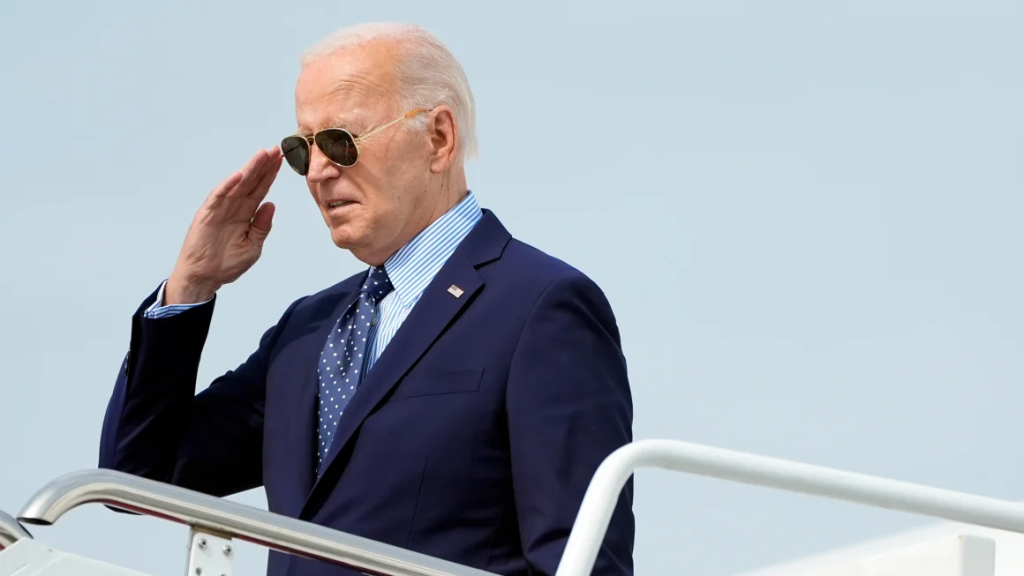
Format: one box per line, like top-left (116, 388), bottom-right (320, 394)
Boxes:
top-left (281, 107), bottom-right (428, 175)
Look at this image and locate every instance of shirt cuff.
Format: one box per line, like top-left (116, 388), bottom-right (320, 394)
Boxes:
top-left (142, 280), bottom-right (214, 319)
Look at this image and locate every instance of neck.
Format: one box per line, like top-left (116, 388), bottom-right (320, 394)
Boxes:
top-left (425, 165), bottom-right (469, 234)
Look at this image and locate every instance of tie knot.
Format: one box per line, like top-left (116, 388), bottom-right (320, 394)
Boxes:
top-left (360, 266), bottom-right (393, 302)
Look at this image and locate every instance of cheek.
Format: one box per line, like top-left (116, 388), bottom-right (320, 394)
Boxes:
top-left (353, 139), bottom-right (425, 218)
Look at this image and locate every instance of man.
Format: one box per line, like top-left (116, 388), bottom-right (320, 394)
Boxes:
top-left (99, 22), bottom-right (634, 576)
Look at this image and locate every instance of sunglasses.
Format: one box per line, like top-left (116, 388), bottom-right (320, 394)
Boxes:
top-left (281, 107), bottom-right (427, 176)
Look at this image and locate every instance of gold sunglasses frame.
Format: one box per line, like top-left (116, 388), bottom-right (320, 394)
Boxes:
top-left (282, 107), bottom-right (428, 174)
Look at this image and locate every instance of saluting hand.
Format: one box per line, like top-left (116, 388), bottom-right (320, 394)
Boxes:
top-left (165, 147), bottom-right (284, 305)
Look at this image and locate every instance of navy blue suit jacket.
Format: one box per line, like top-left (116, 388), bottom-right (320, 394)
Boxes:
top-left (99, 210), bottom-right (634, 576)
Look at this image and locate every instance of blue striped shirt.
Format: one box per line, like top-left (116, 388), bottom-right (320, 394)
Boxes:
top-left (144, 191), bottom-right (482, 368)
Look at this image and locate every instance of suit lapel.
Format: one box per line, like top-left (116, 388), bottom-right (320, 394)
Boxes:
top-left (280, 281), bottom-right (363, 511)
top-left (301, 248), bottom-right (484, 515)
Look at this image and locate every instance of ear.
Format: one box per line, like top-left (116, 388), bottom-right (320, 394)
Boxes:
top-left (427, 105), bottom-right (458, 173)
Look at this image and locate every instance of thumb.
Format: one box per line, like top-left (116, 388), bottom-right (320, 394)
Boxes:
top-left (250, 202), bottom-right (275, 246)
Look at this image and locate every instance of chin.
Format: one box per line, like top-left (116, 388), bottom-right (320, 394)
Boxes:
top-left (329, 230), bottom-right (356, 249)
top-left (328, 225), bottom-right (366, 250)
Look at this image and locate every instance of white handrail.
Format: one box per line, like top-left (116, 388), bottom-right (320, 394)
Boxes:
top-left (555, 439), bottom-right (1024, 576)
top-left (0, 509), bottom-right (31, 549)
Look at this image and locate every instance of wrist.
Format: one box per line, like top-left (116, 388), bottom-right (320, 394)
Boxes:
top-left (164, 275), bottom-right (219, 306)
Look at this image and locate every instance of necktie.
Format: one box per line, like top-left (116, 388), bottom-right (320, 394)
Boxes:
top-left (316, 266), bottom-right (393, 475)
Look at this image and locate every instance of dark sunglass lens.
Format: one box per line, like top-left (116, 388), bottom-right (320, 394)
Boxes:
top-left (281, 136), bottom-right (310, 175)
top-left (315, 130), bottom-right (358, 167)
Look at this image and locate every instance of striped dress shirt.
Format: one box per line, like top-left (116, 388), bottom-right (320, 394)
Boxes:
top-left (144, 191), bottom-right (482, 369)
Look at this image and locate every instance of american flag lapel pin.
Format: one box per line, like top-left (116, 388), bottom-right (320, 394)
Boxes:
top-left (447, 284), bottom-right (465, 298)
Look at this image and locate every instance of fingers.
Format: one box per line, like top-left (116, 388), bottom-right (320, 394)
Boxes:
top-left (247, 152), bottom-right (283, 206)
top-left (205, 149), bottom-right (268, 208)
top-left (208, 147), bottom-right (266, 196)
top-left (249, 201), bottom-right (276, 246)
top-left (229, 148), bottom-right (277, 198)
top-left (204, 147), bottom-right (282, 214)
top-left (208, 170), bottom-right (245, 203)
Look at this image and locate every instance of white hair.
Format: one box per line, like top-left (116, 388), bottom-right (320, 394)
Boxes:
top-left (301, 22), bottom-right (478, 164)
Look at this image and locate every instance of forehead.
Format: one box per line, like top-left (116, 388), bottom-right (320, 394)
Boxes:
top-left (294, 42), bottom-right (400, 133)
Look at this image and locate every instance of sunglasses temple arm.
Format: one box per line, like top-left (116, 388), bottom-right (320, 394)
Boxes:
top-left (355, 108), bottom-right (426, 142)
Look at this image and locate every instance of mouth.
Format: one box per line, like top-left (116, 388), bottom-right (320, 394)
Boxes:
top-left (325, 200), bottom-right (357, 214)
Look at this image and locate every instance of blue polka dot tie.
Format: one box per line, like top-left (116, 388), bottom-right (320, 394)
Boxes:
top-left (316, 266), bottom-right (393, 475)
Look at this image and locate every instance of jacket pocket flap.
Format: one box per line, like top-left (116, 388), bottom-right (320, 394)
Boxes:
top-left (392, 369), bottom-right (484, 400)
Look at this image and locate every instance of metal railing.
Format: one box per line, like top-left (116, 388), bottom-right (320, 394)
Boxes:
top-left (0, 509), bottom-right (31, 549)
top-left (16, 469), bottom-right (496, 576)
top-left (554, 439), bottom-right (1024, 576)
top-left (14, 440), bottom-right (1024, 576)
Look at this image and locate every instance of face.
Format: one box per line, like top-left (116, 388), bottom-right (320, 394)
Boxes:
top-left (293, 41), bottom-right (457, 266)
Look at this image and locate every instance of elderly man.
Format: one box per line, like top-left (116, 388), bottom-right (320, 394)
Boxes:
top-left (99, 22), bottom-right (634, 576)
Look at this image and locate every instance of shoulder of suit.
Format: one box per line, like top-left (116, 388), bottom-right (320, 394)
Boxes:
top-left (496, 237), bottom-right (602, 290)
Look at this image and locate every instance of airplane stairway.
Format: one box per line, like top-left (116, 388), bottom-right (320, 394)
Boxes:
top-left (3, 439), bottom-right (1024, 576)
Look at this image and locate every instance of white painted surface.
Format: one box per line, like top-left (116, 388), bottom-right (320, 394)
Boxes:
top-left (0, 538), bottom-right (151, 576)
top-left (863, 534), bottom-right (994, 576)
top-left (731, 522), bottom-right (1024, 576)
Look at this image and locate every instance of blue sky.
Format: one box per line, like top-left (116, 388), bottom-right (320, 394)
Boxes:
top-left (0, 1), bottom-right (1021, 574)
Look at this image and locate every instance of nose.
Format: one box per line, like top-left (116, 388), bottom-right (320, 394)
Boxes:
top-left (306, 141), bottom-right (343, 183)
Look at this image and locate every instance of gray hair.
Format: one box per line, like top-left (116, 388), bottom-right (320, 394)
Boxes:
top-left (301, 22), bottom-right (478, 164)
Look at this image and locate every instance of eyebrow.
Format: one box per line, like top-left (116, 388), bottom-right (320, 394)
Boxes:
top-left (297, 116), bottom-right (367, 136)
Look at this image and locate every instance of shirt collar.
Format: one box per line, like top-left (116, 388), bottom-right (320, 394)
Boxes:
top-left (379, 190), bottom-right (482, 308)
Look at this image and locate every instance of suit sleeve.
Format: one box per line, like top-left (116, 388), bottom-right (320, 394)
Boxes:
top-left (99, 287), bottom-right (301, 497)
top-left (506, 272), bottom-right (635, 576)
